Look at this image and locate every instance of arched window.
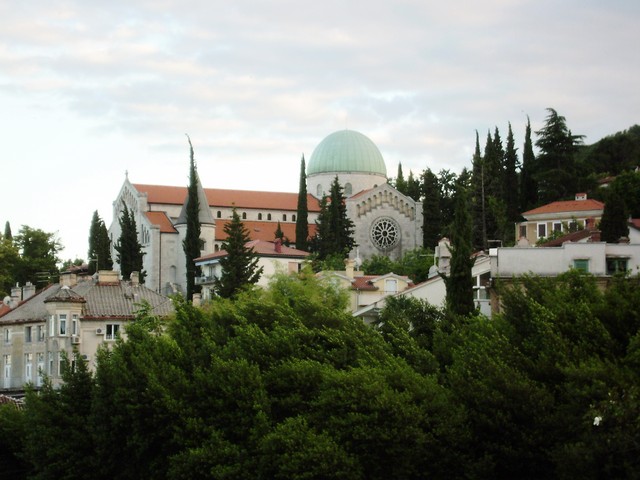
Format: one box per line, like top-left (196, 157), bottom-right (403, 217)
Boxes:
top-left (242, 212), bottom-right (247, 220)
top-left (258, 213), bottom-right (263, 220)
top-left (317, 184), bottom-right (322, 197)
top-left (217, 211), bottom-right (222, 219)
top-left (283, 214), bottom-right (287, 221)
top-left (345, 183), bottom-right (352, 195)
top-left (268, 213), bottom-right (272, 221)
top-left (292, 214), bottom-right (296, 221)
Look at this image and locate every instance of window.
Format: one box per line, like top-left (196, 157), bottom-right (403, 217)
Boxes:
top-left (36, 353), bottom-right (44, 387)
top-left (48, 352), bottom-right (54, 375)
top-left (317, 184), bottom-right (322, 197)
top-left (553, 222), bottom-right (562, 234)
top-left (217, 210), bottom-right (222, 218)
top-left (49, 315), bottom-right (55, 337)
top-left (242, 212), bottom-right (247, 220)
top-left (384, 279), bottom-right (398, 294)
top-left (267, 213), bottom-right (272, 221)
top-left (606, 257), bottom-right (628, 275)
top-left (25, 353), bottom-right (33, 382)
top-left (519, 225), bottom-right (527, 239)
top-left (474, 272), bottom-right (491, 300)
top-left (199, 238), bottom-right (206, 250)
top-left (106, 324), bottom-right (120, 340)
top-left (59, 314), bottom-right (67, 336)
top-left (537, 223), bottom-right (547, 239)
top-left (25, 326), bottom-right (32, 343)
top-left (258, 213), bottom-right (263, 220)
top-left (37, 325), bottom-right (45, 342)
top-left (569, 220), bottom-right (579, 232)
top-left (72, 315), bottom-right (78, 336)
top-left (573, 259), bottom-right (589, 273)
top-left (3, 328), bottom-right (9, 344)
top-left (3, 355), bottom-right (11, 388)
top-left (370, 217), bottom-right (401, 251)
top-left (283, 214), bottom-right (287, 221)
top-left (292, 214), bottom-right (296, 221)
top-left (345, 183), bottom-right (352, 195)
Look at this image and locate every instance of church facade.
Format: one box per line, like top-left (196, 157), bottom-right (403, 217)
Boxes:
top-left (109, 130), bottom-right (423, 294)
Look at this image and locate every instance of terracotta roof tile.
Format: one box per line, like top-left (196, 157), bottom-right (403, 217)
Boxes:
top-left (133, 183), bottom-right (321, 211)
top-left (351, 275), bottom-right (379, 291)
top-left (215, 220), bottom-right (317, 243)
top-left (145, 211), bottom-right (177, 233)
top-left (523, 198), bottom-right (604, 216)
top-left (196, 239), bottom-right (310, 262)
top-left (539, 228), bottom-right (599, 247)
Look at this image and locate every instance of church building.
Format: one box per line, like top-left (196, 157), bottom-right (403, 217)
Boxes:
top-left (109, 129), bottom-right (422, 294)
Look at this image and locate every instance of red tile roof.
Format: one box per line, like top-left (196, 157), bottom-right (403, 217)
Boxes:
top-left (145, 211), bottom-right (177, 233)
top-left (539, 228), bottom-right (600, 247)
top-left (351, 275), bottom-right (380, 291)
top-left (523, 198), bottom-right (604, 216)
top-left (196, 239), bottom-right (310, 262)
top-left (215, 220), bottom-right (317, 243)
top-left (630, 218), bottom-right (640, 230)
top-left (133, 183), bottom-right (321, 212)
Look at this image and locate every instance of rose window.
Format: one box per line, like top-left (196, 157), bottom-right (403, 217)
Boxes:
top-left (370, 217), bottom-right (400, 251)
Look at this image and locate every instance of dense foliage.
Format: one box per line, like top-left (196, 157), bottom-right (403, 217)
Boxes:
top-left (2, 269), bottom-right (640, 479)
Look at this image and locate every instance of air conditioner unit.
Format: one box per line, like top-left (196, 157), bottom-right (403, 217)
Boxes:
top-left (71, 335), bottom-right (81, 345)
top-left (95, 328), bottom-right (104, 335)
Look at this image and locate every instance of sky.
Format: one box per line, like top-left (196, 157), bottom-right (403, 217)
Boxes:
top-left (1, 0), bottom-right (639, 262)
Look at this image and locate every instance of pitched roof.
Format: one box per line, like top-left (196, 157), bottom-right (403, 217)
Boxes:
top-left (196, 239), bottom-right (310, 262)
top-left (539, 228), bottom-right (600, 247)
top-left (215, 220), bottom-right (317, 243)
top-left (133, 183), bottom-right (321, 212)
top-left (0, 278), bottom-right (173, 324)
top-left (523, 198), bottom-right (605, 216)
top-left (145, 211), bottom-right (177, 233)
top-left (174, 175), bottom-right (216, 226)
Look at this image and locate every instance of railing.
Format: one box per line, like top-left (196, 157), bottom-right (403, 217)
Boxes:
top-left (195, 276), bottom-right (216, 285)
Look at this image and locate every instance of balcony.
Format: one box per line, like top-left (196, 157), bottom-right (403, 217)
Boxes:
top-left (195, 275), bottom-right (216, 285)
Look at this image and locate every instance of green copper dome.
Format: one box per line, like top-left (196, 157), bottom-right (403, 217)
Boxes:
top-left (308, 130), bottom-right (387, 176)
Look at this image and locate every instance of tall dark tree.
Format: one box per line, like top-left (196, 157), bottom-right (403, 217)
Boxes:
top-left (600, 191), bottom-right (629, 243)
top-left (421, 168), bottom-right (442, 249)
top-left (503, 123), bottom-right (520, 244)
top-left (519, 116), bottom-right (538, 213)
top-left (295, 155), bottom-right (309, 251)
top-left (214, 208), bottom-right (263, 298)
top-left (88, 210), bottom-right (113, 275)
top-left (443, 182), bottom-right (475, 317)
top-left (535, 108), bottom-right (584, 203)
top-left (406, 170), bottom-right (421, 201)
top-left (183, 136), bottom-right (202, 302)
top-left (274, 221), bottom-right (284, 241)
top-left (311, 177), bottom-right (355, 260)
top-left (395, 162), bottom-right (407, 195)
top-left (470, 131), bottom-right (486, 250)
top-left (114, 203), bottom-right (145, 282)
top-left (3, 221), bottom-right (11, 241)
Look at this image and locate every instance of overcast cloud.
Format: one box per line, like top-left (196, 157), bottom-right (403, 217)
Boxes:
top-left (1, 0), bottom-right (638, 261)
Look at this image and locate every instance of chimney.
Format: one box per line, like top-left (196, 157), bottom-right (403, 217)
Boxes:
top-left (98, 270), bottom-right (119, 284)
top-left (60, 272), bottom-right (77, 287)
top-left (575, 193), bottom-right (587, 201)
top-left (23, 282), bottom-right (36, 300)
top-left (130, 271), bottom-right (140, 286)
top-left (10, 283), bottom-right (22, 307)
top-left (274, 238), bottom-right (282, 253)
top-left (437, 237), bottom-right (451, 272)
top-left (345, 259), bottom-right (355, 279)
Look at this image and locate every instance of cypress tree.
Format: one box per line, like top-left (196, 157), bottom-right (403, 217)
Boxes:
top-left (470, 131), bottom-right (486, 250)
top-left (520, 117), bottom-right (538, 212)
top-left (183, 136), bottom-right (202, 302)
top-left (395, 163), bottom-right (407, 195)
top-left (114, 203), bottom-right (145, 282)
top-left (274, 221), bottom-right (284, 241)
top-left (3, 221), bottom-right (11, 241)
top-left (600, 192), bottom-right (629, 243)
top-left (406, 170), bottom-right (421, 201)
top-left (214, 208), bottom-right (263, 298)
top-left (88, 210), bottom-right (113, 275)
top-left (421, 168), bottom-right (442, 249)
top-left (444, 181), bottom-right (475, 317)
top-left (311, 177), bottom-right (355, 260)
top-left (503, 123), bottom-right (520, 244)
top-left (295, 155), bottom-right (309, 251)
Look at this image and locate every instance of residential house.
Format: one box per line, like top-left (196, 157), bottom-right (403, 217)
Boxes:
top-left (0, 270), bottom-right (173, 395)
top-left (516, 193), bottom-right (604, 244)
top-left (194, 239), bottom-right (310, 300)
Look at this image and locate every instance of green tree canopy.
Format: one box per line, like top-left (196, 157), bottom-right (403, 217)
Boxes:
top-left (114, 203), bottom-right (146, 282)
top-left (14, 226), bottom-right (61, 287)
top-left (599, 191), bottom-right (629, 243)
